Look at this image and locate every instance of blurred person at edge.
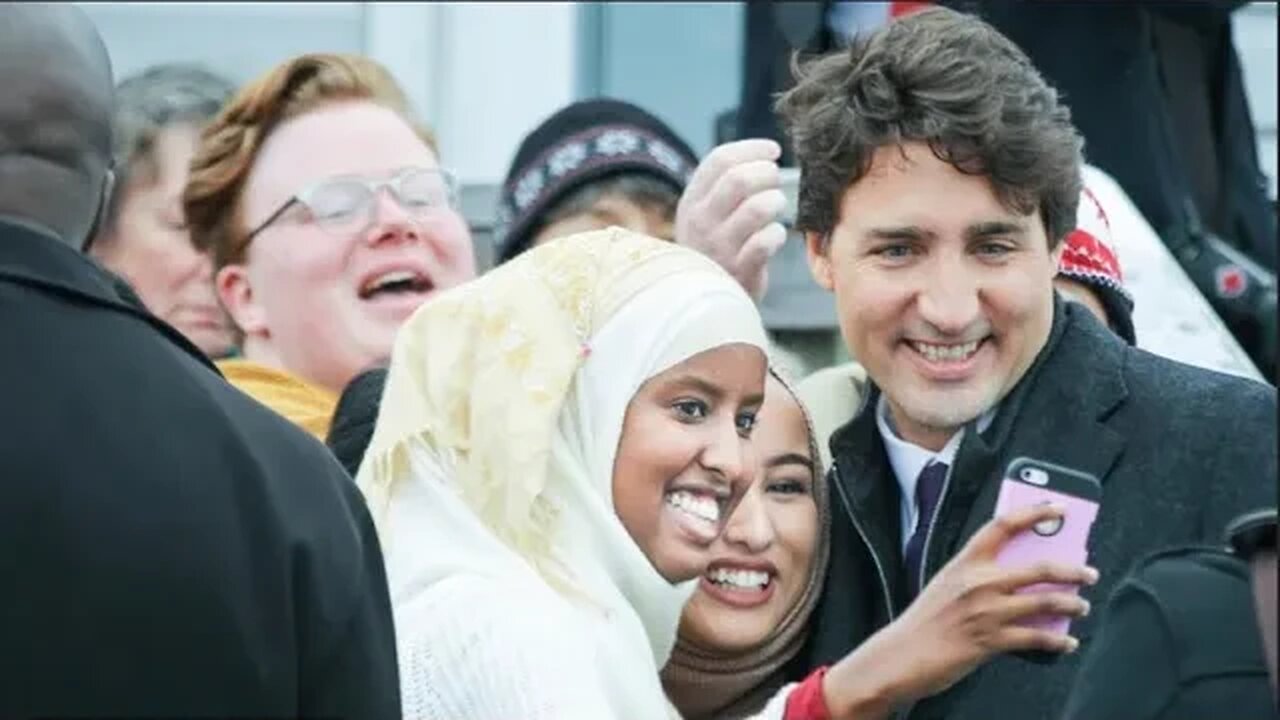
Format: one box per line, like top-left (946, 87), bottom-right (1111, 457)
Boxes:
top-left (1061, 508), bottom-right (1278, 720)
top-left (90, 64), bottom-right (238, 359)
top-left (0, 6), bottom-right (399, 718)
top-left (184, 53), bottom-right (475, 439)
top-left (737, 2), bottom-right (932, 164)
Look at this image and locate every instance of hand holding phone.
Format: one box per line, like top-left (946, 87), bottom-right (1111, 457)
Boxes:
top-left (994, 457), bottom-right (1103, 637)
top-left (825, 501), bottom-right (1099, 709)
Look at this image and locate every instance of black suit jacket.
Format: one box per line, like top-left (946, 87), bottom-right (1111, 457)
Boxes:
top-left (805, 300), bottom-right (1277, 719)
top-left (0, 220), bottom-right (400, 718)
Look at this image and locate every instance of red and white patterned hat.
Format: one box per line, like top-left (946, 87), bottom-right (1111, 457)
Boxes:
top-left (1058, 186), bottom-right (1136, 344)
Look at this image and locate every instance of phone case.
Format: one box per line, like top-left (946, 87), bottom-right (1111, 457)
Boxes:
top-left (993, 457), bottom-right (1102, 637)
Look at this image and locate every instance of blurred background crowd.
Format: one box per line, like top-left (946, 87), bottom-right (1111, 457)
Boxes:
top-left (81, 1), bottom-right (1278, 380)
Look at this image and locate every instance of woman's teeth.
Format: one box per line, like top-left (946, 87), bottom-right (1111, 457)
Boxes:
top-left (911, 339), bottom-right (980, 363)
top-left (707, 567), bottom-right (771, 590)
top-left (665, 490), bottom-right (721, 524)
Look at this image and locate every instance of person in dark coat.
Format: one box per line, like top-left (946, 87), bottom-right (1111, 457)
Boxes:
top-left (1061, 509), bottom-right (1277, 720)
top-left (775, 8), bottom-right (1276, 719)
top-left (949, 1), bottom-right (1278, 377)
top-left (951, 1), bottom-right (1274, 270)
top-left (0, 6), bottom-right (400, 718)
top-left (327, 366), bottom-right (390, 477)
top-left (735, 2), bottom-right (929, 162)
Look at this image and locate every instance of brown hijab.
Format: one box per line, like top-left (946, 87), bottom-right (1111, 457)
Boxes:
top-left (661, 367), bottom-right (833, 719)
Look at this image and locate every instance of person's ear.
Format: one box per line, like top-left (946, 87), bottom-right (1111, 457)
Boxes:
top-left (83, 166), bottom-right (116, 253)
top-left (217, 264), bottom-right (268, 339)
top-left (805, 231), bottom-right (834, 291)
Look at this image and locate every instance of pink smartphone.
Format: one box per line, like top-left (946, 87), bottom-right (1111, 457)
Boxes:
top-left (993, 457), bottom-right (1102, 638)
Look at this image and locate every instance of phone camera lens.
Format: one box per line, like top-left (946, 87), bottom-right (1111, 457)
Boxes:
top-left (1020, 468), bottom-right (1050, 486)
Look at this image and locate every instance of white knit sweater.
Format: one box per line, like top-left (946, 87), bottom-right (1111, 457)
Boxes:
top-left (397, 574), bottom-right (652, 719)
top-left (395, 572), bottom-right (797, 720)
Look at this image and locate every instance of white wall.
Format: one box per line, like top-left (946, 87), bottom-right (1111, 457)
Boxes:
top-left (593, 2), bottom-right (743, 157)
top-left (80, 2), bottom-right (366, 83)
top-left (80, 1), bottom-right (579, 185)
top-left (429, 3), bottom-right (578, 184)
top-left (362, 3), bottom-right (439, 139)
top-left (1234, 2), bottom-right (1278, 199)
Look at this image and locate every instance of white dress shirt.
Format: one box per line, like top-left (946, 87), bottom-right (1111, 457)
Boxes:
top-left (876, 395), bottom-right (996, 552)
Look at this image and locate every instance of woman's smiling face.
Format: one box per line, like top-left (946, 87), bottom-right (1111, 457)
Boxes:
top-left (612, 343), bottom-right (767, 584)
top-left (677, 374), bottom-right (820, 651)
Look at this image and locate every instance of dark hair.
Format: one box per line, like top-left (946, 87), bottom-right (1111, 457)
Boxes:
top-left (776, 6), bottom-right (1083, 248)
top-left (104, 64), bottom-right (236, 232)
top-left (326, 366), bottom-right (389, 477)
top-left (533, 172), bottom-right (681, 239)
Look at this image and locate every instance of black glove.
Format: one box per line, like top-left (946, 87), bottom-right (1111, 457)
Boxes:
top-left (1165, 198), bottom-right (1278, 382)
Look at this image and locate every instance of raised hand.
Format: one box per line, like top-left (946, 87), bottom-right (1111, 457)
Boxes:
top-left (675, 139), bottom-right (788, 300)
top-left (822, 502), bottom-right (1099, 719)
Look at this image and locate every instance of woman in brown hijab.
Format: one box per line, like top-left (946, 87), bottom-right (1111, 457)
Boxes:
top-left (663, 368), bottom-right (830, 719)
top-left (663, 368), bottom-right (1098, 719)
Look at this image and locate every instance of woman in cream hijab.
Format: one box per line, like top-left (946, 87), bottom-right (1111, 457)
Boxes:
top-left (357, 228), bottom-right (770, 719)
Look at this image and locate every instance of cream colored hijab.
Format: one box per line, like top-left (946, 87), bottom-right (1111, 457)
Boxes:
top-left (357, 228), bottom-right (769, 718)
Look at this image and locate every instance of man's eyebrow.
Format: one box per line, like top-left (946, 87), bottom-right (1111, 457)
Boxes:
top-left (966, 220), bottom-right (1028, 240)
top-left (865, 225), bottom-right (933, 242)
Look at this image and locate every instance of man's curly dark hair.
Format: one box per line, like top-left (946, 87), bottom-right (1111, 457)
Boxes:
top-left (776, 6), bottom-right (1084, 249)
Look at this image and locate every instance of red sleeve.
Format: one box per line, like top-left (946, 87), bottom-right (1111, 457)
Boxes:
top-left (784, 665), bottom-right (832, 720)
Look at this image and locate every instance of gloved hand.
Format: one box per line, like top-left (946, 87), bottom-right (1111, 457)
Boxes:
top-left (1167, 215), bottom-right (1277, 381)
top-left (675, 139), bottom-right (789, 300)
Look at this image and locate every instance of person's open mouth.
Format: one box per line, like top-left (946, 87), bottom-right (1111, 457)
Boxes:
top-left (356, 264), bottom-right (438, 318)
top-left (699, 560), bottom-right (777, 608)
top-left (358, 268), bottom-right (435, 300)
top-left (904, 337), bottom-right (991, 381)
top-left (663, 486), bottom-right (729, 545)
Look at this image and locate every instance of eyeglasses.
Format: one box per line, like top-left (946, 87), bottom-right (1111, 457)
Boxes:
top-left (242, 166), bottom-right (460, 245)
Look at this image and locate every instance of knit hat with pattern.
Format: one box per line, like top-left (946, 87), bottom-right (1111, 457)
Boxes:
top-left (495, 98), bottom-right (699, 263)
top-left (1059, 186), bottom-right (1136, 344)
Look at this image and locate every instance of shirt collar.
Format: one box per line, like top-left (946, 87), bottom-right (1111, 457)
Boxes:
top-left (876, 394), bottom-right (996, 487)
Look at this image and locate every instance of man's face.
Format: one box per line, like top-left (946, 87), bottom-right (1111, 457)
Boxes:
top-left (806, 143), bottom-right (1061, 450)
